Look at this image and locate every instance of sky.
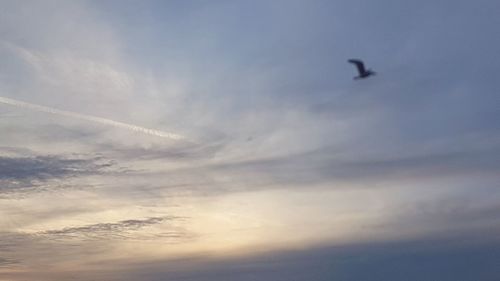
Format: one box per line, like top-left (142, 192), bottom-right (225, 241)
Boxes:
top-left (0, 0), bottom-right (499, 280)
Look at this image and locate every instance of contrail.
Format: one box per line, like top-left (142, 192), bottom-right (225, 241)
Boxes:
top-left (0, 96), bottom-right (185, 140)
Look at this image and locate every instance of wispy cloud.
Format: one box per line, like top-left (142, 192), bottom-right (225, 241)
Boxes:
top-left (0, 257), bottom-right (19, 267)
top-left (0, 96), bottom-right (186, 140)
top-left (38, 216), bottom-right (190, 241)
top-left (0, 153), bottom-right (115, 194)
top-left (0, 155), bottom-right (111, 180)
top-left (1, 0), bottom-right (500, 280)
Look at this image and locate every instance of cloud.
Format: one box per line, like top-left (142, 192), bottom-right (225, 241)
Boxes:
top-left (0, 151), bottom-right (116, 194)
top-left (0, 257), bottom-right (19, 267)
top-left (0, 96), bottom-right (186, 140)
top-left (1, 1), bottom-right (500, 280)
top-left (39, 216), bottom-right (190, 241)
top-left (0, 155), bottom-right (111, 180)
top-left (145, 143), bottom-right (499, 192)
top-left (0, 215), bottom-right (192, 271)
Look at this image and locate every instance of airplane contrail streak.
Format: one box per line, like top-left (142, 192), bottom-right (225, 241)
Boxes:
top-left (0, 96), bottom-right (185, 140)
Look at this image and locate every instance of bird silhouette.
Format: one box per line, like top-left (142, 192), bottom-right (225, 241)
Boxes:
top-left (348, 59), bottom-right (376, 79)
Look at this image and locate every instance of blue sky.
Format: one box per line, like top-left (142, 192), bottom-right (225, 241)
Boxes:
top-left (1, 1), bottom-right (500, 280)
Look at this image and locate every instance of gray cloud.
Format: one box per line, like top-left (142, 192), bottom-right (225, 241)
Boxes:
top-left (0, 155), bottom-right (112, 180)
top-left (0, 148), bottom-right (119, 195)
top-left (0, 257), bottom-right (19, 267)
top-left (39, 216), bottom-right (190, 242)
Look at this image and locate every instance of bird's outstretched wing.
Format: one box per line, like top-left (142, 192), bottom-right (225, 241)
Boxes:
top-left (348, 59), bottom-right (366, 75)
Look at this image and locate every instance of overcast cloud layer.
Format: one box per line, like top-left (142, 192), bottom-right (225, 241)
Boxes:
top-left (1, 1), bottom-right (500, 280)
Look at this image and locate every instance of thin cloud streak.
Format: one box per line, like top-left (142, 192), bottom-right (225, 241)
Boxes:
top-left (0, 96), bottom-right (185, 140)
top-left (38, 216), bottom-right (190, 241)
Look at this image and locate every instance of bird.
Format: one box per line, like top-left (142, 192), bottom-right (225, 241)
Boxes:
top-left (348, 59), bottom-right (376, 79)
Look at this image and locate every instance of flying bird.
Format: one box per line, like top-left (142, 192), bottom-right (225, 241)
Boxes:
top-left (348, 59), bottom-right (376, 79)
